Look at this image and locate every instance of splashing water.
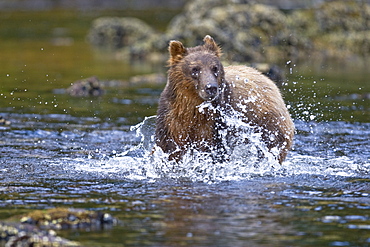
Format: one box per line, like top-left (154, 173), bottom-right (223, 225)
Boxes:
top-left (72, 103), bottom-right (369, 183)
top-left (69, 107), bottom-right (284, 182)
top-left (142, 100), bottom-right (287, 182)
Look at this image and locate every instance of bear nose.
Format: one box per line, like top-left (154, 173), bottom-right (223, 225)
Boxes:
top-left (205, 84), bottom-right (218, 97)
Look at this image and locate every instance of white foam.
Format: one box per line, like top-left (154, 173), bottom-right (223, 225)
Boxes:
top-left (70, 115), bottom-right (368, 182)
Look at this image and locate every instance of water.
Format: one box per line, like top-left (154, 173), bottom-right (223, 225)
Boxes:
top-left (1, 110), bottom-right (369, 246)
top-left (1, 9), bottom-right (370, 247)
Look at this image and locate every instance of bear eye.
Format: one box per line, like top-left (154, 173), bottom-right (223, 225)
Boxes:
top-left (211, 66), bottom-right (219, 75)
top-left (191, 67), bottom-right (200, 78)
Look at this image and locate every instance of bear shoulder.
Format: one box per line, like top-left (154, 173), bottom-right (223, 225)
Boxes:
top-left (223, 65), bottom-right (294, 163)
top-left (224, 65), bottom-right (286, 111)
top-left (224, 65), bottom-right (279, 92)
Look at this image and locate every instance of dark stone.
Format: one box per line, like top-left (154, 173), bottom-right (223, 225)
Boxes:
top-left (67, 76), bottom-right (105, 97)
top-left (0, 115), bottom-right (10, 125)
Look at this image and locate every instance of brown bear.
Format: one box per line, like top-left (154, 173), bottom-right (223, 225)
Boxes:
top-left (155, 35), bottom-right (294, 164)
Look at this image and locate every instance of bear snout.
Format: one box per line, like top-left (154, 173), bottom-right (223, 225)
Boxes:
top-left (201, 83), bottom-right (219, 101)
top-left (205, 83), bottom-right (218, 96)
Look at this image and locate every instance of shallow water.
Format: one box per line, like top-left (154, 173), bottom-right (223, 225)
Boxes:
top-left (1, 8), bottom-right (370, 247)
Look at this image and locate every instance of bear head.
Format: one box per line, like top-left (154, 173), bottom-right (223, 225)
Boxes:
top-left (168, 35), bottom-right (225, 102)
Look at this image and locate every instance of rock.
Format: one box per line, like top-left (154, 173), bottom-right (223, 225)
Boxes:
top-left (87, 17), bottom-right (166, 61)
top-left (0, 222), bottom-right (79, 247)
top-left (315, 1), bottom-right (370, 33)
top-left (166, 0), bottom-right (370, 62)
top-left (86, 0), bottom-right (370, 63)
top-left (67, 76), bottom-right (105, 97)
top-left (0, 115), bottom-right (10, 125)
top-left (19, 207), bottom-right (118, 230)
top-left (166, 1), bottom-right (297, 63)
top-left (1, 208), bottom-right (119, 247)
top-left (87, 17), bottom-right (156, 50)
top-left (251, 63), bottom-right (285, 87)
top-left (289, 0), bottom-right (370, 58)
top-left (322, 31), bottom-right (370, 57)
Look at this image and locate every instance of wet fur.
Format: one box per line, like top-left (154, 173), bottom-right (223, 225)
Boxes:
top-left (155, 35), bottom-right (294, 163)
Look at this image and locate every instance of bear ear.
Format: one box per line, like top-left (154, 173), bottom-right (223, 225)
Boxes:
top-left (168, 40), bottom-right (187, 65)
top-left (203, 35), bottom-right (222, 57)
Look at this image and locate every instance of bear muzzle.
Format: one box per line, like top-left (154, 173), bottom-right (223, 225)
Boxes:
top-left (200, 82), bottom-right (219, 101)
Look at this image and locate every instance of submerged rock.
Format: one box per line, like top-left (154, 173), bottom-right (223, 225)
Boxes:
top-left (0, 115), bottom-right (10, 125)
top-left (334, 93), bottom-right (370, 101)
top-left (67, 76), bottom-right (105, 97)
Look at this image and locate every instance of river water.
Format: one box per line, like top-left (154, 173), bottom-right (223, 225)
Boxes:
top-left (1, 66), bottom-right (369, 246)
top-left (1, 9), bottom-right (370, 247)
